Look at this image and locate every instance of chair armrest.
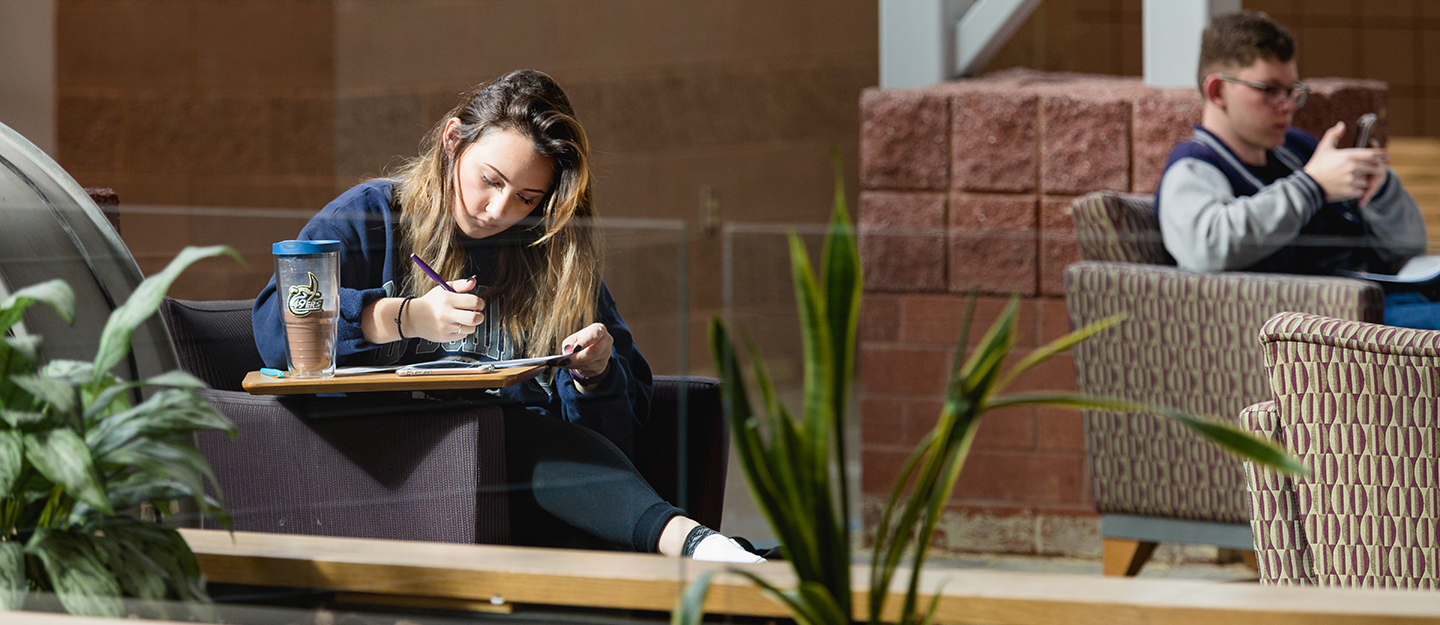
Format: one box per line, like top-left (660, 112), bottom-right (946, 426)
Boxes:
top-left (1239, 400), bottom-right (1315, 586)
top-left (193, 389), bottom-right (507, 544)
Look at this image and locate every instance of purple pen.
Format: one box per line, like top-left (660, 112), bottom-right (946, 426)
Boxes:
top-left (410, 253), bottom-right (457, 293)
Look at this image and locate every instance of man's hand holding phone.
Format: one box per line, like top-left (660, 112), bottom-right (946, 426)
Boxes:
top-left (1304, 119), bottom-right (1387, 203)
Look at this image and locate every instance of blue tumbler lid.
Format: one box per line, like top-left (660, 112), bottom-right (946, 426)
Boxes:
top-left (272, 239), bottom-right (341, 255)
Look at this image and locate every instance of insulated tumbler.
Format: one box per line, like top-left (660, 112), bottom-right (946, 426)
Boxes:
top-left (273, 240), bottom-right (341, 378)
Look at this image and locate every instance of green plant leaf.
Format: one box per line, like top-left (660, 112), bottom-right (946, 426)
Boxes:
top-left (81, 381), bottom-right (144, 426)
top-left (139, 369), bottom-right (209, 389)
top-left (711, 320), bottom-right (829, 592)
top-left (80, 372), bottom-right (129, 428)
top-left (3, 336), bottom-right (41, 366)
top-left (25, 429), bottom-right (112, 515)
top-left (94, 473), bottom-right (218, 520)
top-left (9, 374), bottom-right (76, 417)
top-left (25, 528), bottom-right (124, 618)
top-left (670, 568), bottom-right (717, 625)
top-left (0, 410), bottom-right (47, 428)
top-left (0, 541), bottom-right (23, 611)
top-left (85, 517), bottom-right (214, 619)
top-left (983, 391), bottom-right (1310, 476)
top-left (794, 580), bottom-right (847, 625)
top-left (39, 360), bottom-right (94, 386)
top-left (955, 296), bottom-right (1019, 399)
top-left (1157, 406), bottom-right (1311, 477)
top-left (0, 431), bottom-right (21, 494)
top-left (87, 388), bottom-right (235, 458)
top-left (916, 579), bottom-right (949, 625)
top-left (0, 337), bottom-right (40, 411)
top-left (99, 435), bottom-right (224, 524)
top-left (869, 429), bottom-right (935, 622)
top-left (787, 233), bottom-right (833, 469)
top-left (991, 313), bottom-right (1125, 394)
top-left (92, 245), bottom-right (241, 383)
top-left (728, 570), bottom-right (833, 625)
top-left (818, 149), bottom-right (861, 553)
top-left (904, 424), bottom-right (977, 624)
top-left (784, 230), bottom-right (854, 603)
top-left (0, 279), bottom-right (75, 333)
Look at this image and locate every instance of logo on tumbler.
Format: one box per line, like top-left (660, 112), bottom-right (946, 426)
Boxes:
top-left (286, 272), bottom-right (325, 317)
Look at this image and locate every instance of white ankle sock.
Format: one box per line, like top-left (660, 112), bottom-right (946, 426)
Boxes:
top-left (691, 534), bottom-right (765, 563)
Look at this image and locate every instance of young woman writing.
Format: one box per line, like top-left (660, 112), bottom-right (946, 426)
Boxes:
top-left (253, 69), bottom-right (760, 562)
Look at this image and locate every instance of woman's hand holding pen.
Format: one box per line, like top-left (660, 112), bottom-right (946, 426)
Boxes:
top-left (562, 323), bottom-right (613, 390)
top-left (407, 277), bottom-right (486, 342)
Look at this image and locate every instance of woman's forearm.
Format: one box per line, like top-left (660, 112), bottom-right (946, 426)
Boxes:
top-left (360, 297), bottom-right (407, 344)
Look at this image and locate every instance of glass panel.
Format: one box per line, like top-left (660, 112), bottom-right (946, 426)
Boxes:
top-left (2, 166), bottom-right (703, 620)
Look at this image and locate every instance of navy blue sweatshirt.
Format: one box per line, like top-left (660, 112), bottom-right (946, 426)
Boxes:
top-left (253, 180), bottom-right (653, 455)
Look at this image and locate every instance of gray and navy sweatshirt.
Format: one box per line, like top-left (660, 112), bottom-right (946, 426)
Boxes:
top-left (253, 179), bottom-right (653, 455)
top-left (1156, 125), bottom-right (1424, 275)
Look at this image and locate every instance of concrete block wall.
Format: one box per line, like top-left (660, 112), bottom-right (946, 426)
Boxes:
top-left (857, 69), bottom-right (1386, 556)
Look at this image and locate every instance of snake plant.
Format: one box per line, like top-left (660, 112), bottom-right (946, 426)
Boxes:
top-left (674, 160), bottom-right (1306, 625)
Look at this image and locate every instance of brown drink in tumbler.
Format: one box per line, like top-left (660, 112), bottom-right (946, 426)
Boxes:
top-left (273, 240), bottom-right (341, 378)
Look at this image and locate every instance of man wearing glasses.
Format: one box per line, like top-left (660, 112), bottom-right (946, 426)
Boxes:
top-left (1156, 12), bottom-right (1434, 327)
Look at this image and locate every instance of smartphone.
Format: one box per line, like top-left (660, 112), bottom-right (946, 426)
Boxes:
top-left (1355, 113), bottom-right (1378, 148)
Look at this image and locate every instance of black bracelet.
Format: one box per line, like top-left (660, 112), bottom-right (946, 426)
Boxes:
top-left (395, 296), bottom-right (414, 340)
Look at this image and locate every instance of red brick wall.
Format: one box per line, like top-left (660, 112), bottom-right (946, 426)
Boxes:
top-left (857, 69), bottom-right (1386, 556)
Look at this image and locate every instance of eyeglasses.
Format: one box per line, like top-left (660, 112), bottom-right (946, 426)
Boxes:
top-left (1218, 75), bottom-right (1309, 108)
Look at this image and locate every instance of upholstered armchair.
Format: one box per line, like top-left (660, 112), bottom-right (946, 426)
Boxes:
top-left (1243, 312), bottom-right (1440, 588)
top-left (159, 297), bottom-right (730, 544)
top-left (1064, 191), bottom-right (1384, 575)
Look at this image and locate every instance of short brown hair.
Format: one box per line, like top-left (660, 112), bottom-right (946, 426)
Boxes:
top-left (1197, 11), bottom-right (1296, 89)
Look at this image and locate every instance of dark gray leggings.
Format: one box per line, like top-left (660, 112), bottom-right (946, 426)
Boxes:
top-left (501, 408), bottom-right (682, 552)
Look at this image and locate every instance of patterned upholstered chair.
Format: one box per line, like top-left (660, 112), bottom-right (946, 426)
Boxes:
top-left (1064, 191), bottom-right (1385, 575)
top-left (1243, 312), bottom-right (1440, 588)
top-left (159, 297), bottom-right (731, 544)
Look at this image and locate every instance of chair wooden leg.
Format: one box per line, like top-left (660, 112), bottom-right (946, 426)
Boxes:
top-left (1241, 550), bottom-right (1259, 572)
top-left (1103, 538), bottom-right (1157, 577)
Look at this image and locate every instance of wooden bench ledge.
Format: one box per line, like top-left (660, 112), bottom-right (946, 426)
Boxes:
top-left (177, 529), bottom-right (1440, 624)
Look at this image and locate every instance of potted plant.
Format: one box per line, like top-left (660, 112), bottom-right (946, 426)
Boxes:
top-left (0, 245), bottom-right (240, 619)
top-left (674, 164), bottom-right (1305, 625)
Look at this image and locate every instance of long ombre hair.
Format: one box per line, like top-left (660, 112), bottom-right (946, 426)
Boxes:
top-left (392, 70), bottom-right (601, 357)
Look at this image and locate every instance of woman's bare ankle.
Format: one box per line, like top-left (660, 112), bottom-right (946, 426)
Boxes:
top-left (657, 516), bottom-right (700, 556)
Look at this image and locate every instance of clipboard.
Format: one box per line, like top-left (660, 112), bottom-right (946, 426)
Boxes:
top-left (241, 364), bottom-right (546, 395)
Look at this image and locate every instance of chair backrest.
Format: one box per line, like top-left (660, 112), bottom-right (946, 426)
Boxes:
top-left (1071, 191), bottom-right (1176, 266)
top-left (1248, 311), bottom-right (1440, 588)
top-left (159, 298), bottom-right (265, 392)
top-left (158, 297), bottom-right (729, 529)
